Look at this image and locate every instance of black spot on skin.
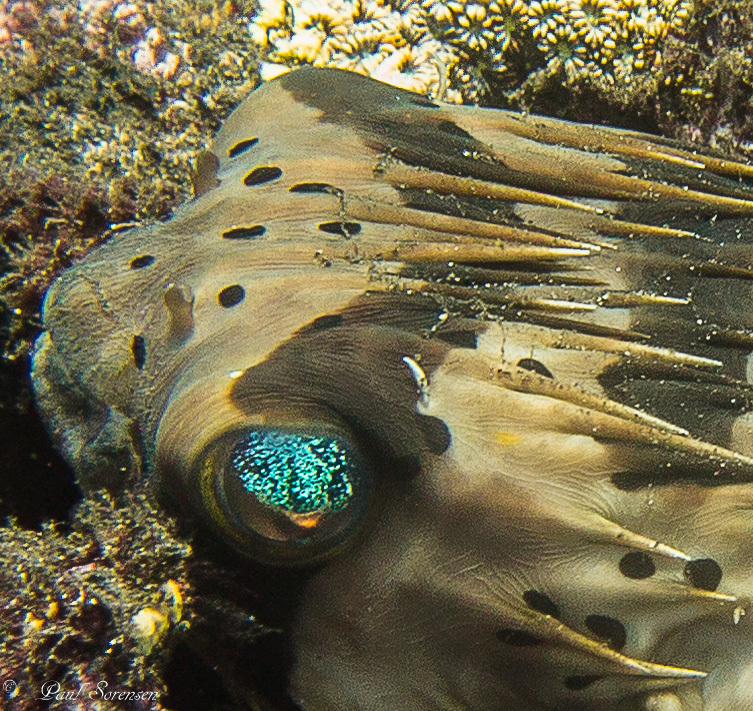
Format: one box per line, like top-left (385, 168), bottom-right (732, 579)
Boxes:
top-left (129, 255), bottom-right (155, 269)
top-left (222, 225), bottom-right (266, 240)
top-left (228, 137), bottom-right (259, 157)
top-left (619, 551), bottom-right (656, 579)
top-left (289, 182), bottom-right (343, 196)
top-left (564, 676), bottom-right (603, 691)
top-left (420, 415), bottom-right (451, 455)
top-left (131, 335), bottom-right (146, 370)
top-left (434, 330), bottom-right (478, 349)
top-left (585, 614), bottom-right (627, 651)
top-left (684, 558), bottom-right (723, 591)
top-left (517, 358), bottom-right (553, 379)
top-left (318, 221), bottom-right (362, 238)
top-left (523, 590), bottom-right (559, 619)
top-left (310, 314), bottom-right (343, 330)
top-left (244, 166), bottom-right (282, 186)
top-left (218, 285), bottom-right (246, 308)
top-left (496, 629), bottom-right (541, 646)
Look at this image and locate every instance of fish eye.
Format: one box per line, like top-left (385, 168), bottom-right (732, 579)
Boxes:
top-left (198, 426), bottom-right (371, 564)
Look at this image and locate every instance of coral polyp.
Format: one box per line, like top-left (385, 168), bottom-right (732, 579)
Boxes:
top-left (251, 0), bottom-right (695, 100)
top-left (566, 0), bottom-right (618, 48)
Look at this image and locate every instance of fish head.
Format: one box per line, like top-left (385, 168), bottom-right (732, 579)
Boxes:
top-left (32, 68), bottom-right (753, 710)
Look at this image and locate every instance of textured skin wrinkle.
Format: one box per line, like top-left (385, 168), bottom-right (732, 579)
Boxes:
top-left (30, 68), bottom-right (753, 710)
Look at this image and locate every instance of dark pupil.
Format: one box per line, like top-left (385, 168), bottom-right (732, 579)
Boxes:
top-left (230, 431), bottom-right (356, 514)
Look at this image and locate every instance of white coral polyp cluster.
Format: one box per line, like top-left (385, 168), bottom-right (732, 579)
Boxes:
top-left (251, 0), bottom-right (460, 100)
top-left (250, 0), bottom-right (695, 101)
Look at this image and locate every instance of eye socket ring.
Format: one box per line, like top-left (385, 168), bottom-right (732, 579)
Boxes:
top-left (197, 425), bottom-right (372, 564)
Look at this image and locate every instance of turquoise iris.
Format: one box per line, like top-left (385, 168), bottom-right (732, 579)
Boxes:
top-left (230, 430), bottom-right (357, 514)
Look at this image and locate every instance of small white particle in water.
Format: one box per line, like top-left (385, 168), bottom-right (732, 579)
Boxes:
top-left (229, 370), bottom-right (244, 379)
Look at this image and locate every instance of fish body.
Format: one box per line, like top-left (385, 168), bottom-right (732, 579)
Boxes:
top-left (32, 68), bottom-right (753, 710)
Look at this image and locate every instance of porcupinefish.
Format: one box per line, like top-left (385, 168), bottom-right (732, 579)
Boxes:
top-left (32, 67), bottom-right (753, 711)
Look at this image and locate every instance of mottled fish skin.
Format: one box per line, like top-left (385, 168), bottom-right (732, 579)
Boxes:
top-left (32, 68), bottom-right (753, 710)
